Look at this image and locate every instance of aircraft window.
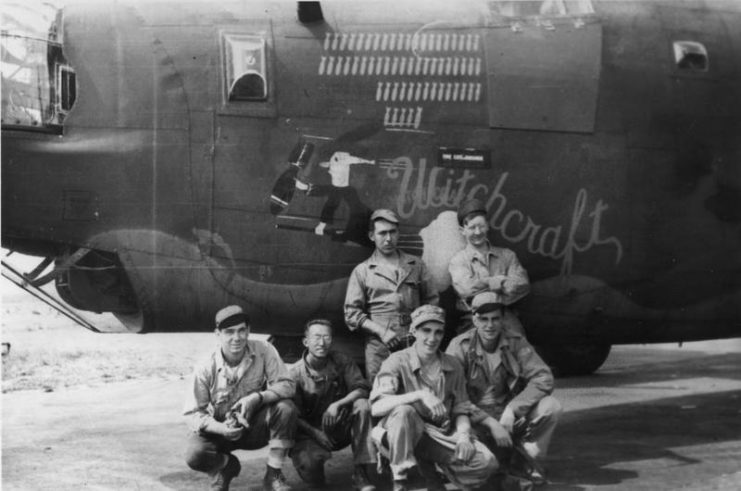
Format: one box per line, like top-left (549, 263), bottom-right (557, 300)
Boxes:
top-left (223, 34), bottom-right (268, 101)
top-left (2, 33), bottom-right (54, 128)
top-left (488, 0), bottom-right (594, 17)
top-left (229, 71), bottom-right (266, 101)
top-left (673, 41), bottom-right (708, 72)
top-left (57, 64), bottom-right (77, 114)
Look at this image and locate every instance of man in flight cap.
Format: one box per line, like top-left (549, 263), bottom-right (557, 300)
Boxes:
top-left (446, 292), bottom-right (561, 484)
top-left (345, 208), bottom-right (439, 381)
top-left (448, 198), bottom-right (530, 335)
top-left (369, 304), bottom-right (497, 491)
top-left (183, 305), bottom-right (298, 491)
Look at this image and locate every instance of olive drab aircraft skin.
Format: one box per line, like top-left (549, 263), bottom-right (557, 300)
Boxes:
top-left (2, 0), bottom-right (740, 374)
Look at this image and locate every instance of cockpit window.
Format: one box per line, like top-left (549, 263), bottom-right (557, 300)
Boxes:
top-left (222, 34), bottom-right (268, 101)
top-left (1, 1), bottom-right (75, 132)
top-left (488, 0), bottom-right (594, 17)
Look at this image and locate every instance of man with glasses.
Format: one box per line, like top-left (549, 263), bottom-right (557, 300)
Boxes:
top-left (446, 292), bottom-right (561, 485)
top-left (289, 319), bottom-right (376, 491)
top-left (448, 198), bottom-right (530, 335)
top-left (183, 305), bottom-right (297, 491)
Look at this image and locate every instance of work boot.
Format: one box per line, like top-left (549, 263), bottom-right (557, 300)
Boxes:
top-left (352, 464), bottom-right (376, 491)
top-left (263, 465), bottom-right (293, 491)
top-left (417, 460), bottom-right (446, 491)
top-left (392, 479), bottom-right (408, 491)
top-left (510, 451), bottom-right (547, 486)
top-left (209, 454), bottom-right (240, 491)
top-left (294, 462), bottom-right (325, 488)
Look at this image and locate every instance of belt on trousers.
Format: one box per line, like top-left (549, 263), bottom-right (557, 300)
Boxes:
top-left (369, 312), bottom-right (412, 327)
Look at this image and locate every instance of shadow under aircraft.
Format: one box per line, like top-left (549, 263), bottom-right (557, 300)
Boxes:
top-left (2, 0), bottom-right (740, 375)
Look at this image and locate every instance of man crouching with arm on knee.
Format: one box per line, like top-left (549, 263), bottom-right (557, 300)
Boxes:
top-left (183, 305), bottom-right (297, 491)
top-left (370, 304), bottom-right (497, 491)
top-left (446, 292), bottom-right (562, 485)
top-left (289, 318), bottom-right (376, 490)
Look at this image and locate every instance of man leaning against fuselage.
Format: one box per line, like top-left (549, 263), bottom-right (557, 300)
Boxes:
top-left (344, 208), bottom-right (439, 382)
top-left (449, 198), bottom-right (530, 335)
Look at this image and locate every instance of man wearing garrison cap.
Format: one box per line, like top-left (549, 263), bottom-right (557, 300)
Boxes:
top-left (369, 304), bottom-right (496, 491)
top-left (183, 305), bottom-right (298, 491)
top-left (448, 198), bottom-right (531, 335)
top-left (345, 208), bottom-right (439, 382)
top-left (446, 292), bottom-right (561, 485)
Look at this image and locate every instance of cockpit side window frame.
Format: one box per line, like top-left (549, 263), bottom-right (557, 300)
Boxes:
top-left (218, 27), bottom-right (276, 118)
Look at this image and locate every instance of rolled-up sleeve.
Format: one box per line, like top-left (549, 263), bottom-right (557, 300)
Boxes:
top-left (183, 365), bottom-right (216, 433)
top-left (500, 250), bottom-right (530, 305)
top-left (369, 358), bottom-right (400, 403)
top-left (449, 252), bottom-right (488, 301)
top-left (344, 265), bottom-right (369, 331)
top-left (420, 262), bottom-right (440, 306)
top-left (445, 340), bottom-right (490, 424)
top-left (264, 343), bottom-right (296, 399)
top-left (448, 359), bottom-right (475, 419)
top-left (339, 354), bottom-right (371, 396)
top-left (506, 341), bottom-right (553, 417)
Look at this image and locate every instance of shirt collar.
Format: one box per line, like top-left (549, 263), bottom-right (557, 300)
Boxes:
top-left (368, 249), bottom-right (417, 267)
top-left (215, 341), bottom-right (253, 371)
top-left (300, 350), bottom-right (337, 379)
top-left (405, 347), bottom-right (457, 373)
top-left (464, 241), bottom-right (498, 262)
top-left (469, 328), bottom-right (507, 357)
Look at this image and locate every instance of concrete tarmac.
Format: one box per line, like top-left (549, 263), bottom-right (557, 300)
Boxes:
top-left (3, 340), bottom-right (741, 490)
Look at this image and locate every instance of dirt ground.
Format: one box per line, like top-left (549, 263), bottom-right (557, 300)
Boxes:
top-left (1, 290), bottom-right (212, 393)
top-left (2, 266), bottom-right (741, 490)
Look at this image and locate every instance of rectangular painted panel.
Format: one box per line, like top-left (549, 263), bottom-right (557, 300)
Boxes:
top-left (485, 19), bottom-right (601, 133)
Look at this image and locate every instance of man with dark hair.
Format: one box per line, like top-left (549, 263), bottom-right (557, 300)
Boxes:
top-left (448, 198), bottom-right (530, 334)
top-left (446, 292), bottom-right (561, 484)
top-left (370, 304), bottom-right (497, 491)
top-left (183, 305), bottom-right (298, 491)
top-left (289, 319), bottom-right (376, 490)
top-left (345, 208), bottom-right (439, 381)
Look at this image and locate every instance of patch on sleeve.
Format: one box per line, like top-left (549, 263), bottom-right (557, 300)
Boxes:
top-left (375, 374), bottom-right (399, 395)
top-left (518, 346), bottom-right (533, 357)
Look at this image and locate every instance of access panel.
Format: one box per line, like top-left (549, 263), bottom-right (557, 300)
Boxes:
top-left (485, 18), bottom-right (602, 133)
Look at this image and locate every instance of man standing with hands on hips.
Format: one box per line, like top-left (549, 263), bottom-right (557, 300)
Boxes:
top-left (345, 208), bottom-right (439, 381)
top-left (183, 305), bottom-right (298, 491)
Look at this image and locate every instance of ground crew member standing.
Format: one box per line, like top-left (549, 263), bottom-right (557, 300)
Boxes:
top-left (370, 304), bottom-right (497, 491)
top-left (345, 208), bottom-right (439, 381)
top-left (446, 292), bottom-right (561, 484)
top-left (448, 198), bottom-right (530, 334)
top-left (289, 319), bottom-right (376, 491)
top-left (183, 305), bottom-right (297, 491)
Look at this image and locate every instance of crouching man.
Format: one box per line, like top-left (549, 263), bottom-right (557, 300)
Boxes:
top-left (446, 292), bottom-right (562, 485)
top-left (370, 304), bottom-right (497, 491)
top-left (289, 319), bottom-right (376, 490)
top-left (183, 305), bottom-right (297, 491)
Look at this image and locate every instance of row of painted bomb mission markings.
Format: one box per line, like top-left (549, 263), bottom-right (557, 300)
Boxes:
top-left (375, 81), bottom-right (483, 102)
top-left (318, 55), bottom-right (484, 78)
top-left (323, 32), bottom-right (482, 53)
